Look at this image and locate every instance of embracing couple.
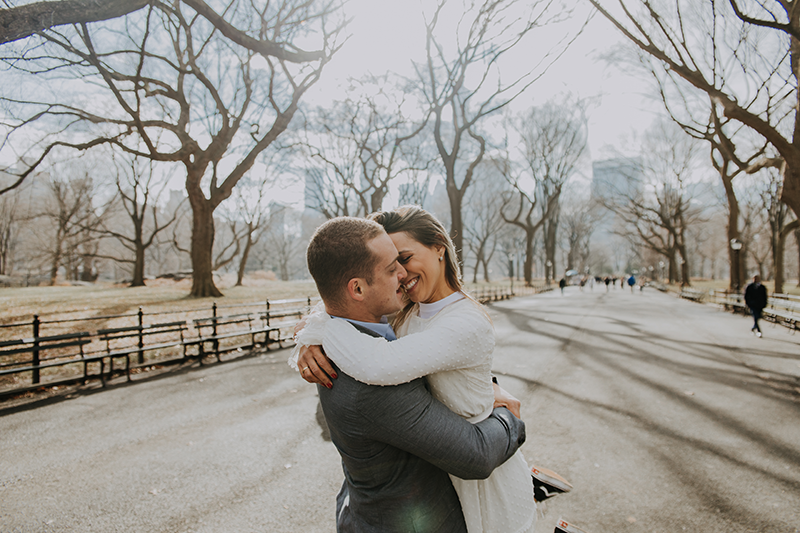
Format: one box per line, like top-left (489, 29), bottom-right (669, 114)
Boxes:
top-left (290, 206), bottom-right (543, 532)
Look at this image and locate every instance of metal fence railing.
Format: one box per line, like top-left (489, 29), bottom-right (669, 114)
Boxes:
top-left (1, 282), bottom-right (561, 401)
top-left (0, 297), bottom-right (320, 400)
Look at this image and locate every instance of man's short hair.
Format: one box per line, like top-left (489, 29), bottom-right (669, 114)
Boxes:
top-left (307, 217), bottom-right (385, 308)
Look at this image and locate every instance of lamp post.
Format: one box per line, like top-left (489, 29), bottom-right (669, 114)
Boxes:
top-left (658, 260), bottom-right (665, 281)
top-left (546, 260), bottom-right (552, 284)
top-left (730, 238), bottom-right (743, 291)
top-left (648, 265), bottom-right (654, 280)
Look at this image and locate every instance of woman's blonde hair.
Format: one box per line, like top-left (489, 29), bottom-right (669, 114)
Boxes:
top-left (368, 205), bottom-right (488, 327)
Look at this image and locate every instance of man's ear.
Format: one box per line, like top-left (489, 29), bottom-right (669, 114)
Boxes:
top-left (346, 278), bottom-right (367, 302)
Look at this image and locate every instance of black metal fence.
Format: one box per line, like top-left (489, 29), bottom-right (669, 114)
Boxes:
top-left (1, 284), bottom-right (554, 401)
top-left (0, 297), bottom-right (319, 400)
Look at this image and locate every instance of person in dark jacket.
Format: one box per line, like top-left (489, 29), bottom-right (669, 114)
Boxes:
top-left (744, 275), bottom-right (768, 337)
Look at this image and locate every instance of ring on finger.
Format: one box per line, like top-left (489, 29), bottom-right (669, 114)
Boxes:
top-left (301, 366), bottom-right (310, 374)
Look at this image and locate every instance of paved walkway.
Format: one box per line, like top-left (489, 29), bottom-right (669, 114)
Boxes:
top-left (1, 287), bottom-right (798, 532)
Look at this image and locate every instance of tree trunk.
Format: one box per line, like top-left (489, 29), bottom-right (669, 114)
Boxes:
top-left (721, 170), bottom-right (744, 291)
top-left (523, 230), bottom-right (534, 286)
top-left (130, 243), bottom-right (146, 287)
top-left (668, 252), bottom-right (677, 284)
top-left (80, 254), bottom-right (95, 282)
top-left (236, 232), bottom-right (254, 287)
top-left (544, 222), bottom-right (557, 284)
top-left (773, 228), bottom-right (785, 295)
top-left (49, 260), bottom-right (59, 285)
top-left (482, 257), bottom-right (491, 283)
top-left (49, 237), bottom-right (63, 286)
top-left (679, 251), bottom-right (691, 287)
top-left (447, 185), bottom-right (465, 268)
top-left (0, 0), bottom-right (150, 45)
top-left (775, 220), bottom-right (800, 294)
top-left (370, 188), bottom-right (387, 214)
top-left (188, 191), bottom-right (222, 298)
top-left (544, 203), bottom-right (559, 283)
top-left (783, 164), bottom-right (800, 223)
top-left (279, 257), bottom-right (290, 281)
top-left (796, 226), bottom-right (800, 287)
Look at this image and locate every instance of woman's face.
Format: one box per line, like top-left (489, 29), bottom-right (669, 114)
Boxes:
top-left (389, 231), bottom-right (453, 304)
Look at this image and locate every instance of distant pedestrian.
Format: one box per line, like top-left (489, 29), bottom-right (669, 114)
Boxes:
top-left (604, 277), bottom-right (610, 292)
top-left (559, 277), bottom-right (567, 295)
top-left (744, 275), bottom-right (768, 337)
top-left (627, 274), bottom-right (636, 293)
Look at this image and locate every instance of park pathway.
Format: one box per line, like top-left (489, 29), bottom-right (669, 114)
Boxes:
top-left (1, 286), bottom-right (798, 532)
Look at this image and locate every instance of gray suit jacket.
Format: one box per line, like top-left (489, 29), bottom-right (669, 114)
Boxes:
top-left (318, 327), bottom-right (526, 533)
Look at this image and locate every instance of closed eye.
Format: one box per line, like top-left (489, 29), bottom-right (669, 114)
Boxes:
top-left (398, 255), bottom-right (411, 265)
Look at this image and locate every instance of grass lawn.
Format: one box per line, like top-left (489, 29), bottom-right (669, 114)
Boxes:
top-left (0, 275), bottom-right (319, 327)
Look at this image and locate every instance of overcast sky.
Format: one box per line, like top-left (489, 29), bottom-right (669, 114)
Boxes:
top-left (304, 0), bottom-right (659, 164)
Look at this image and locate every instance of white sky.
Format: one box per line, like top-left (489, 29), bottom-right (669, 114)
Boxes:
top-left (3, 2), bottom-right (661, 209)
top-left (304, 0), bottom-right (659, 162)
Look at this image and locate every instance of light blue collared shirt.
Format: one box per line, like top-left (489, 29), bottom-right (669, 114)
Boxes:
top-left (333, 316), bottom-right (397, 341)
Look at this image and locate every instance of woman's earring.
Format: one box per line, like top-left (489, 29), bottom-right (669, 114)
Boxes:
top-left (439, 256), bottom-right (443, 262)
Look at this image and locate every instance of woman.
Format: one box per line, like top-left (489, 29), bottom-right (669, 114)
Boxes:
top-left (291, 205), bottom-right (537, 533)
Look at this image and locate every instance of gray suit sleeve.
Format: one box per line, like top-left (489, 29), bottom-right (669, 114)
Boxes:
top-left (361, 378), bottom-right (526, 480)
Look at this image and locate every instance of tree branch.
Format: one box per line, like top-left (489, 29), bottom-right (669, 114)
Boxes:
top-left (0, 0), bottom-right (150, 45)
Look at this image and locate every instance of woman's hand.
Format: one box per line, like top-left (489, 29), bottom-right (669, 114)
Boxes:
top-left (297, 344), bottom-right (337, 388)
top-left (293, 316), bottom-right (309, 336)
top-left (492, 381), bottom-right (521, 418)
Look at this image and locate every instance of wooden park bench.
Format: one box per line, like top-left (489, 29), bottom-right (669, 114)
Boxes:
top-left (679, 288), bottom-right (707, 302)
top-left (89, 321), bottom-right (190, 383)
top-left (711, 290), bottom-right (748, 314)
top-left (0, 331), bottom-right (93, 395)
top-left (191, 298), bottom-right (314, 360)
top-left (764, 295), bottom-right (800, 331)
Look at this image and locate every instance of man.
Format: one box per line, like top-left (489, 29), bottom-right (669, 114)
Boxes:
top-left (744, 275), bottom-right (768, 337)
top-left (300, 217), bottom-right (526, 532)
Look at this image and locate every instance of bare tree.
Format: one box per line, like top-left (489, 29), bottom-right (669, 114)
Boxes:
top-left (588, 0), bottom-right (800, 224)
top-left (36, 173), bottom-right (101, 284)
top-left (415, 0), bottom-right (581, 266)
top-left (91, 158), bottom-right (180, 286)
top-left (223, 174), bottom-right (274, 286)
top-left (560, 192), bottom-right (602, 275)
top-left (300, 75), bottom-right (428, 219)
top-left (497, 99), bottom-right (587, 284)
top-left (1, 1), bottom-right (343, 296)
top-left (463, 162), bottom-right (507, 282)
top-left (602, 120), bottom-right (703, 286)
top-left (496, 154), bottom-right (558, 286)
top-left (760, 171), bottom-right (799, 293)
top-left (262, 205), bottom-right (304, 281)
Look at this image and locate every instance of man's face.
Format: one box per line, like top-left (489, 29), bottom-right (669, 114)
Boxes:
top-left (362, 232), bottom-right (407, 321)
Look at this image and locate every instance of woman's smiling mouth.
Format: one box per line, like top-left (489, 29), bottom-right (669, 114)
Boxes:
top-left (403, 277), bottom-right (419, 292)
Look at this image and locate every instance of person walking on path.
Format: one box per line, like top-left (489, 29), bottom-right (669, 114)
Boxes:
top-left (627, 274), bottom-right (636, 293)
top-left (559, 276), bottom-right (567, 295)
top-left (744, 275), bottom-right (768, 337)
